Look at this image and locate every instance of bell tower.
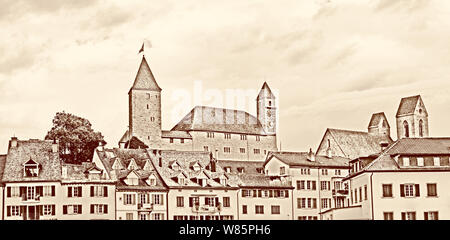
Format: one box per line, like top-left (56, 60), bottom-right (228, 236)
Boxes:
top-left (256, 82), bottom-right (277, 135)
top-left (396, 95), bottom-right (429, 139)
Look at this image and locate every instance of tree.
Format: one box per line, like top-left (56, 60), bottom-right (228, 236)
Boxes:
top-left (45, 111), bottom-right (105, 164)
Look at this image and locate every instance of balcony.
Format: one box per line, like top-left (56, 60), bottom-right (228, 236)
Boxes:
top-left (137, 203), bottom-right (153, 211)
top-left (21, 194), bottom-right (41, 203)
top-left (332, 189), bottom-right (348, 197)
top-left (192, 205), bottom-right (220, 214)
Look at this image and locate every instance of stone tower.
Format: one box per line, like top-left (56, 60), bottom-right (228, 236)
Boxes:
top-left (396, 95), bottom-right (429, 139)
top-left (256, 82), bottom-right (277, 135)
top-left (368, 112), bottom-right (390, 137)
top-left (128, 56), bottom-right (162, 147)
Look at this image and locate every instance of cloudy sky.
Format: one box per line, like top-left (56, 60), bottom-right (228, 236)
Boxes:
top-left (1, 0), bottom-right (450, 154)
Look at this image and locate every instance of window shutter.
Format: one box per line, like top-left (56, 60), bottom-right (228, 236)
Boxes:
top-left (104, 205), bottom-right (108, 214)
top-left (312, 181), bottom-right (316, 190)
top-left (39, 205), bottom-right (43, 216)
top-left (104, 186), bottom-right (108, 197)
top-left (90, 205), bottom-right (95, 214)
top-left (68, 187), bottom-right (72, 197)
top-left (189, 197), bottom-right (193, 207)
top-left (90, 186), bottom-right (94, 197)
top-left (63, 206), bottom-right (68, 215)
top-left (313, 199), bottom-right (317, 209)
top-left (285, 190), bottom-right (289, 197)
top-left (132, 194), bottom-right (136, 205)
top-left (215, 197), bottom-right (219, 206)
top-left (269, 190), bottom-right (273, 197)
top-left (415, 184), bottom-right (420, 197)
top-left (51, 186), bottom-right (55, 196)
top-left (401, 212), bottom-right (406, 220)
top-left (52, 205), bottom-right (55, 215)
top-left (424, 212), bottom-right (428, 220)
top-left (78, 205), bottom-right (82, 214)
top-left (400, 185), bottom-right (405, 197)
top-left (6, 206), bottom-right (10, 217)
top-left (78, 186), bottom-right (82, 197)
top-left (161, 195), bottom-right (164, 205)
top-left (6, 187), bottom-right (11, 198)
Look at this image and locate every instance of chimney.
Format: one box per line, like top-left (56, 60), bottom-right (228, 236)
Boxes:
top-left (210, 156), bottom-right (217, 172)
top-left (10, 136), bottom-right (18, 148)
top-left (97, 141), bottom-right (104, 152)
top-left (119, 142), bottom-right (125, 149)
top-left (326, 147), bottom-right (332, 158)
top-left (52, 139), bottom-right (59, 153)
top-left (380, 142), bottom-right (389, 151)
top-left (307, 148), bottom-right (315, 162)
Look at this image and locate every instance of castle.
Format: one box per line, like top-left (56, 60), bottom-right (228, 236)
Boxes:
top-left (119, 56), bottom-right (278, 161)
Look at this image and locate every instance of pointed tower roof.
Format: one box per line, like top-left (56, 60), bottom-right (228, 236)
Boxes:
top-left (396, 95), bottom-right (427, 117)
top-left (129, 56), bottom-right (161, 93)
top-left (368, 112), bottom-right (390, 128)
top-left (257, 82), bottom-right (275, 100)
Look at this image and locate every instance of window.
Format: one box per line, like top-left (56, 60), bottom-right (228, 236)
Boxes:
top-left (140, 193), bottom-right (150, 204)
top-left (427, 183), bottom-right (437, 197)
top-left (170, 138), bottom-right (173, 143)
top-left (240, 135), bottom-right (247, 140)
top-left (176, 197), bottom-right (184, 207)
top-left (401, 212), bottom-right (416, 220)
top-left (9, 206), bottom-right (20, 216)
top-left (425, 211), bottom-right (439, 220)
top-left (296, 180), bottom-right (305, 190)
top-left (417, 157), bottom-right (424, 166)
top-left (271, 205), bottom-right (280, 214)
top-left (153, 194), bottom-right (163, 205)
top-left (320, 181), bottom-right (330, 191)
top-left (403, 121), bottom-right (409, 138)
top-left (256, 136), bottom-right (260, 141)
top-left (23, 160), bottom-right (39, 177)
top-left (364, 185), bottom-right (368, 200)
top-left (91, 204), bottom-right (108, 214)
top-left (68, 186), bottom-right (82, 198)
top-left (434, 157), bottom-right (441, 166)
top-left (242, 190), bottom-right (251, 197)
top-left (124, 194), bottom-right (136, 205)
top-left (403, 157), bottom-right (410, 166)
top-left (255, 205), bottom-right (264, 214)
top-left (150, 117), bottom-right (155, 122)
top-left (280, 167), bottom-right (285, 175)
top-left (180, 139), bottom-right (184, 144)
top-left (321, 199), bottom-right (329, 209)
top-left (382, 184), bottom-right (393, 197)
top-left (301, 168), bottom-right (310, 175)
top-left (321, 169), bottom-right (328, 175)
top-left (63, 205), bottom-right (82, 215)
top-left (242, 205), bottom-right (247, 214)
top-left (153, 213), bottom-right (164, 220)
top-left (207, 132), bottom-right (214, 138)
top-left (224, 147), bottom-right (231, 153)
top-left (239, 148), bottom-right (246, 154)
top-left (224, 133), bottom-right (231, 139)
top-left (419, 120), bottom-right (424, 137)
top-left (335, 169), bottom-right (341, 175)
top-left (189, 197), bottom-right (200, 207)
top-left (401, 184), bottom-right (419, 197)
top-left (297, 198), bottom-right (306, 209)
top-left (126, 213), bottom-right (133, 220)
top-left (254, 149), bottom-right (261, 154)
top-left (203, 146), bottom-right (209, 152)
top-left (383, 212), bottom-right (394, 220)
top-left (223, 197), bottom-right (230, 207)
top-left (90, 186), bottom-right (108, 197)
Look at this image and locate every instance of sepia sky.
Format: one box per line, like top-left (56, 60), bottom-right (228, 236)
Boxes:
top-left (1, 0), bottom-right (450, 154)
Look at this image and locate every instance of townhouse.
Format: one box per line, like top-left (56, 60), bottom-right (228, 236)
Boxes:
top-left (92, 147), bottom-right (168, 220)
top-left (322, 138), bottom-right (450, 220)
top-left (264, 150), bottom-right (350, 220)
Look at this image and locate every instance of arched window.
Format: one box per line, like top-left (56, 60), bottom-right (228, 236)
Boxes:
top-left (419, 120), bottom-right (424, 137)
top-left (403, 121), bottom-right (409, 138)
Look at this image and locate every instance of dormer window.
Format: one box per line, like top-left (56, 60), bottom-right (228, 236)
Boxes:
top-left (127, 158), bottom-right (139, 170)
top-left (179, 177), bottom-right (185, 185)
top-left (146, 174), bottom-right (157, 186)
top-left (124, 171), bottom-right (140, 186)
top-left (23, 159), bottom-right (39, 177)
top-left (237, 167), bottom-right (245, 173)
top-left (191, 162), bottom-right (202, 171)
top-left (224, 167), bottom-right (231, 173)
top-left (220, 178), bottom-right (227, 186)
top-left (280, 166), bottom-right (286, 175)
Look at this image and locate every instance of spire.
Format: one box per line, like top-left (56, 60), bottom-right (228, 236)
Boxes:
top-left (257, 82), bottom-right (275, 100)
top-left (129, 56), bottom-right (161, 92)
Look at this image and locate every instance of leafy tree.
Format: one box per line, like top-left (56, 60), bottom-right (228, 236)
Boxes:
top-left (45, 111), bottom-right (105, 163)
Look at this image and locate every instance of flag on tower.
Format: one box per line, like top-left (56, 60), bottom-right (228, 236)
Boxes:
top-left (138, 43), bottom-right (144, 54)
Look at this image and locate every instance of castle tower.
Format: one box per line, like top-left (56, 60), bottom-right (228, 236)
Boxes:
top-left (256, 82), bottom-right (277, 135)
top-left (368, 112), bottom-right (390, 137)
top-left (396, 95), bottom-right (429, 139)
top-left (128, 56), bottom-right (162, 146)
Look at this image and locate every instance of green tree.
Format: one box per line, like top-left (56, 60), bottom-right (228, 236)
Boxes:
top-left (45, 111), bottom-right (105, 163)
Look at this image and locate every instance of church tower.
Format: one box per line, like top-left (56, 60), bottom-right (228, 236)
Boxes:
top-left (396, 95), bottom-right (429, 139)
top-left (257, 82), bottom-right (277, 135)
top-left (128, 56), bottom-right (162, 147)
top-left (368, 112), bottom-right (390, 137)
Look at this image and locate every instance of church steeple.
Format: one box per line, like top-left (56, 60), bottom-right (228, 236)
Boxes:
top-left (129, 56), bottom-right (161, 93)
top-left (257, 82), bottom-right (277, 135)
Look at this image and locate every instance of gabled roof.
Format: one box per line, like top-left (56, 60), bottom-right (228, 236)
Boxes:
top-left (323, 128), bottom-right (393, 160)
top-left (368, 112), bottom-right (390, 128)
top-left (265, 151), bottom-right (351, 168)
top-left (396, 95), bottom-right (426, 117)
top-left (256, 82), bottom-right (275, 100)
top-left (3, 139), bottom-right (61, 182)
top-left (129, 56), bottom-right (161, 93)
top-left (171, 106), bottom-right (266, 135)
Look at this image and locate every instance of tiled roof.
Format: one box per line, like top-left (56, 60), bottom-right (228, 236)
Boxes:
top-left (2, 139), bottom-right (62, 182)
top-left (0, 155), bottom-right (6, 181)
top-left (149, 150), bottom-right (239, 188)
top-left (129, 56), bottom-right (161, 92)
top-left (368, 112), bottom-right (390, 128)
top-left (161, 130), bottom-right (192, 139)
top-left (327, 128), bottom-right (393, 160)
top-left (266, 151), bottom-right (350, 168)
top-left (217, 160), bottom-right (264, 174)
top-left (170, 106), bottom-right (267, 135)
top-left (256, 82), bottom-right (275, 100)
top-left (396, 95), bottom-right (421, 116)
top-left (96, 148), bottom-right (166, 190)
top-left (237, 174), bottom-right (292, 188)
top-left (61, 162), bottom-right (115, 183)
